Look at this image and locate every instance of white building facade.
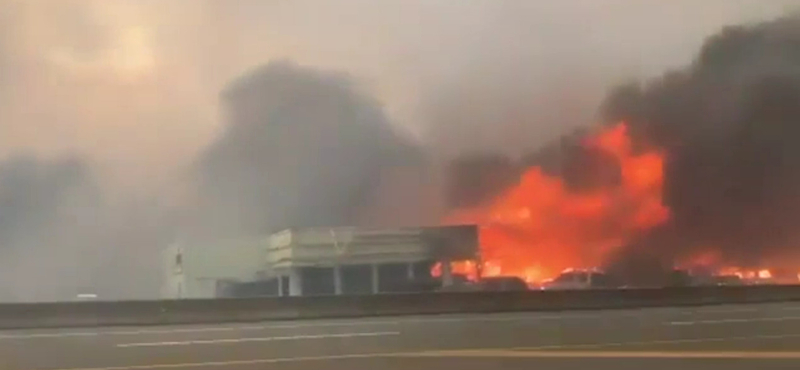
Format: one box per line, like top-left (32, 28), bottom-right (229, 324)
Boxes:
top-left (264, 225), bottom-right (478, 296)
top-left (162, 225), bottom-right (478, 298)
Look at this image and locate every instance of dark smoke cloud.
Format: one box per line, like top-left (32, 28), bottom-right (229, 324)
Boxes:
top-left (440, 14), bottom-right (800, 281)
top-left (443, 153), bottom-right (519, 209)
top-left (0, 1), bottom-right (795, 300)
top-left (195, 61), bottom-right (423, 235)
top-left (602, 15), bottom-right (800, 269)
top-left (0, 156), bottom-right (94, 247)
top-left (443, 126), bottom-right (617, 210)
top-left (0, 156), bottom-right (100, 301)
top-left (0, 155), bottom-right (174, 301)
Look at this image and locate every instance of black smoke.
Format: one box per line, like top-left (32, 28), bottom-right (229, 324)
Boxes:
top-left (444, 125), bottom-right (619, 209)
top-left (444, 153), bottom-right (519, 209)
top-left (602, 15), bottom-right (800, 270)
top-left (440, 15), bottom-right (800, 279)
top-left (195, 61), bottom-right (422, 235)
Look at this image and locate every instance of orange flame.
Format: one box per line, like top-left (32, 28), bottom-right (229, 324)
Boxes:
top-left (716, 267), bottom-right (773, 280)
top-left (444, 122), bottom-right (670, 283)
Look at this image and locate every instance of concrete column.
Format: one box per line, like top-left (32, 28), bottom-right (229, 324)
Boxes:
top-left (288, 268), bottom-right (303, 296)
top-left (406, 262), bottom-right (415, 280)
top-left (370, 264), bottom-right (380, 294)
top-left (441, 260), bottom-right (453, 287)
top-left (277, 275), bottom-right (284, 297)
top-left (333, 265), bottom-right (343, 295)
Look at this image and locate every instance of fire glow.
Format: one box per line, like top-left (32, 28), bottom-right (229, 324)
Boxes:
top-left (442, 122), bottom-right (670, 283)
top-left (677, 250), bottom-right (800, 284)
top-left (717, 267), bottom-right (771, 280)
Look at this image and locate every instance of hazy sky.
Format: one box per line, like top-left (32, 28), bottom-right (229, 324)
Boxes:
top-left (1, 0), bottom-right (799, 301)
top-left (0, 0), bottom-right (797, 192)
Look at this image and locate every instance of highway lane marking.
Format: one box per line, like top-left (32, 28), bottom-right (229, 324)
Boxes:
top-left (116, 331), bottom-right (401, 348)
top-left (537, 333), bottom-right (800, 349)
top-left (401, 332), bottom-right (800, 358)
top-left (2, 303), bottom-right (795, 340)
top-left (35, 352), bottom-right (800, 370)
top-left (33, 332), bottom-right (800, 370)
top-left (0, 322), bottom-right (403, 339)
top-left (694, 307), bottom-right (759, 313)
top-left (31, 349), bottom-right (800, 370)
top-left (668, 315), bottom-right (800, 326)
top-left (0, 313), bottom-right (629, 339)
top-left (1, 307), bottom-right (765, 339)
top-left (406, 349), bottom-right (800, 359)
top-left (35, 352), bottom-right (402, 370)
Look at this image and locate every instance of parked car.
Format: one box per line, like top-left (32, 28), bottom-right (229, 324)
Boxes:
top-left (711, 274), bottom-right (745, 286)
top-left (540, 269), bottom-right (619, 290)
top-left (478, 276), bottom-right (528, 291)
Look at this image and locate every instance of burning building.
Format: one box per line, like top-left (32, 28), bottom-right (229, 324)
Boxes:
top-left (440, 15), bottom-right (800, 286)
top-left (444, 122), bottom-right (670, 284)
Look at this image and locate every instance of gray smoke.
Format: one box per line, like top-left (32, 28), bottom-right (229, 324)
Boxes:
top-left (0, 155), bottom-right (177, 301)
top-left (443, 153), bottom-right (519, 209)
top-left (436, 14), bottom-right (800, 283)
top-left (0, 156), bottom-right (93, 247)
top-left (0, 1), bottom-right (796, 300)
top-left (0, 156), bottom-right (97, 301)
top-left (194, 61), bottom-right (423, 235)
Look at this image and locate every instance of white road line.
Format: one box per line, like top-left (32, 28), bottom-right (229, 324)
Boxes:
top-left (0, 303), bottom-right (794, 340)
top-left (116, 331), bottom-right (400, 348)
top-left (411, 349), bottom-right (800, 359)
top-left (520, 332), bottom-right (800, 350)
top-left (0, 322), bottom-right (399, 340)
top-left (0, 309), bottom-right (712, 339)
top-left (41, 352), bottom-right (399, 370)
top-left (44, 332), bottom-right (800, 370)
top-left (0, 313), bottom-right (608, 339)
top-left (692, 307), bottom-right (759, 314)
top-left (668, 316), bottom-right (800, 326)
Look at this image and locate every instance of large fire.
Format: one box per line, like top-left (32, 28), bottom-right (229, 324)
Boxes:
top-left (443, 122), bottom-right (670, 283)
top-left (677, 251), bottom-right (794, 284)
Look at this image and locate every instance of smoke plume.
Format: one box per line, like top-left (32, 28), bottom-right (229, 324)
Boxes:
top-left (602, 14), bottom-right (800, 269)
top-left (0, 156), bottom-right (97, 300)
top-left (0, 0), bottom-right (797, 300)
top-left (194, 61), bottom-right (422, 235)
top-left (439, 14), bottom-right (800, 284)
top-left (0, 156), bottom-right (94, 246)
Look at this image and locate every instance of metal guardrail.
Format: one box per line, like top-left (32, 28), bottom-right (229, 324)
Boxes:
top-left (1, 286), bottom-right (799, 330)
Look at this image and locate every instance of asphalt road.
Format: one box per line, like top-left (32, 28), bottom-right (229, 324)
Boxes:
top-left (5, 301), bottom-right (800, 369)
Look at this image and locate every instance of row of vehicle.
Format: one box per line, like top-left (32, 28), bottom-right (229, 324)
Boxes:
top-left (442, 267), bottom-right (785, 292)
top-left (442, 269), bottom-right (621, 292)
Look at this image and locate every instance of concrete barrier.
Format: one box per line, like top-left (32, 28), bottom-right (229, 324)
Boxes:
top-left (1, 285), bottom-right (800, 329)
